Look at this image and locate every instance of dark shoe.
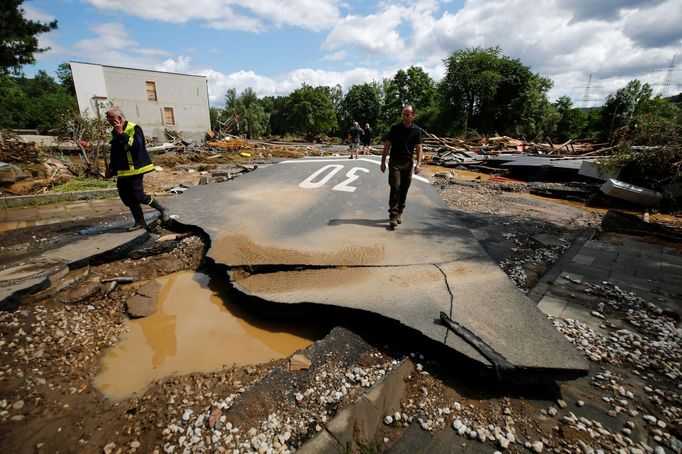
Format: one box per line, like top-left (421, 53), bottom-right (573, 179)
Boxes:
top-left (127, 221), bottom-right (146, 232)
top-left (149, 198), bottom-right (170, 224)
top-left (348, 155), bottom-right (354, 159)
top-left (127, 205), bottom-right (147, 231)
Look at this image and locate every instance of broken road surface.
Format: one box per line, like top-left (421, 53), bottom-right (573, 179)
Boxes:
top-left (165, 157), bottom-right (589, 378)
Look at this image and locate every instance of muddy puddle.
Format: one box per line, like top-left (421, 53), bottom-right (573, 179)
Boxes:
top-left (0, 199), bottom-right (126, 233)
top-left (94, 271), bottom-right (325, 401)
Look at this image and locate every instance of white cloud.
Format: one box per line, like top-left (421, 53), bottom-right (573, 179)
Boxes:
top-left (39, 0), bottom-right (681, 107)
top-left (82, 0), bottom-right (340, 32)
top-left (555, 0), bottom-right (667, 23)
top-left (623, 0), bottom-right (682, 47)
top-left (323, 0), bottom-right (682, 102)
top-left (22, 4), bottom-right (56, 22)
top-left (158, 57), bottom-right (394, 105)
top-left (323, 6), bottom-right (406, 55)
top-left (71, 23), bottom-right (172, 69)
top-left (323, 50), bottom-right (348, 61)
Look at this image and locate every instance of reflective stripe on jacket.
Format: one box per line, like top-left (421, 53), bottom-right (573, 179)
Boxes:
top-left (109, 121), bottom-right (154, 177)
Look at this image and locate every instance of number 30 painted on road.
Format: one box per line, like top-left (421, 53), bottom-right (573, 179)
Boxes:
top-left (299, 165), bottom-right (370, 193)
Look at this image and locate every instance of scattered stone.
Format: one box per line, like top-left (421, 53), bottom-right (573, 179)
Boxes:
top-left (532, 441), bottom-right (544, 453)
top-left (287, 354), bottom-right (312, 372)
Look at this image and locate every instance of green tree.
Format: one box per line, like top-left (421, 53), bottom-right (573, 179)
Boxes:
top-left (553, 96), bottom-right (585, 141)
top-left (56, 62), bottom-right (75, 96)
top-left (287, 84), bottom-right (337, 138)
top-left (261, 95), bottom-right (289, 136)
top-left (441, 47), bottom-right (503, 134)
top-left (601, 80), bottom-right (658, 143)
top-left (0, 70), bottom-right (76, 132)
top-left (0, 74), bottom-right (28, 128)
top-left (440, 46), bottom-right (553, 137)
top-left (596, 82), bottom-right (681, 193)
top-left (19, 70), bottom-right (76, 131)
top-left (209, 107), bottom-right (220, 132)
top-left (223, 88), bottom-right (269, 139)
top-left (339, 83), bottom-right (381, 135)
top-left (0, 0), bottom-right (58, 75)
top-left (383, 66), bottom-right (436, 126)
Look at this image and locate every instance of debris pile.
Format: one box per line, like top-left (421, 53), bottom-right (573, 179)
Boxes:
top-left (422, 128), bottom-right (607, 156)
top-left (206, 135), bottom-right (250, 151)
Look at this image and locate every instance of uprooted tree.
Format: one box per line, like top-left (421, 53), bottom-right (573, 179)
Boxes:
top-left (597, 80), bottom-right (681, 195)
top-left (55, 105), bottom-right (111, 177)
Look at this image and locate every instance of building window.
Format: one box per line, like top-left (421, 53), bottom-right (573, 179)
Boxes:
top-left (146, 81), bottom-right (157, 101)
top-left (163, 107), bottom-right (175, 125)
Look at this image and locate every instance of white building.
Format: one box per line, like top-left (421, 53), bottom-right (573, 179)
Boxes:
top-left (70, 61), bottom-right (210, 142)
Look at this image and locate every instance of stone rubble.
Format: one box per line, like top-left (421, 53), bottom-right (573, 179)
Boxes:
top-left (161, 355), bottom-right (399, 453)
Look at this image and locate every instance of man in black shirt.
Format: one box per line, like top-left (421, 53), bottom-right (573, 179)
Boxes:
top-left (380, 105), bottom-right (423, 228)
top-left (347, 121), bottom-right (364, 159)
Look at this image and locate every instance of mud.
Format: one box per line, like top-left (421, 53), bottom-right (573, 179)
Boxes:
top-left (96, 271), bottom-right (320, 401)
top-left (0, 157), bottom-right (680, 453)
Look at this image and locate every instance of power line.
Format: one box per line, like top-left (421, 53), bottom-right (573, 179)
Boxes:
top-left (659, 55), bottom-right (677, 97)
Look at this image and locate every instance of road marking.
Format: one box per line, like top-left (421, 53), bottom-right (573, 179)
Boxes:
top-left (281, 158), bottom-right (429, 183)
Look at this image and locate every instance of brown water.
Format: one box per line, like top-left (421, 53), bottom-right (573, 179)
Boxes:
top-left (94, 271), bottom-right (323, 401)
top-left (0, 199), bottom-right (126, 233)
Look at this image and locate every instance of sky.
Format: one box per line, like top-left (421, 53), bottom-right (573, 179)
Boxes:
top-left (23, 0), bottom-right (682, 108)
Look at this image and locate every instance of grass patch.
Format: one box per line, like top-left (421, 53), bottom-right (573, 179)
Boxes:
top-left (50, 177), bottom-right (116, 193)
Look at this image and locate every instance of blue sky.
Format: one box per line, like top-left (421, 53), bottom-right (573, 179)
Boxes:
top-left (24, 0), bottom-right (682, 107)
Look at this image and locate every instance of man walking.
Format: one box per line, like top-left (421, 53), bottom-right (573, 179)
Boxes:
top-left (347, 121), bottom-right (364, 159)
top-left (362, 122), bottom-right (373, 154)
top-left (105, 107), bottom-right (169, 231)
top-left (380, 105), bottom-right (423, 229)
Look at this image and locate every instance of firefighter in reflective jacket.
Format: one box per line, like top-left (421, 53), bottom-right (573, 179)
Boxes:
top-left (105, 107), bottom-right (169, 231)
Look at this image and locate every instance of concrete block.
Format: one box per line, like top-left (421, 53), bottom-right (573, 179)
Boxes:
top-left (537, 294), bottom-right (568, 318)
top-left (296, 427), bottom-right (343, 454)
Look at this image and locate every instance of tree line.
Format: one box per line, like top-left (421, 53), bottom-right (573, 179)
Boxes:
top-left (1, 48), bottom-right (679, 149)
top-left (0, 0), bottom-right (679, 148)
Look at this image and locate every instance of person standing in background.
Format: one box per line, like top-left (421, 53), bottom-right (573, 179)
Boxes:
top-left (362, 123), bottom-right (373, 154)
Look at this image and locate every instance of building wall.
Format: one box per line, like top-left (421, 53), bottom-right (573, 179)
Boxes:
top-left (71, 62), bottom-right (107, 114)
top-left (70, 62), bottom-right (210, 143)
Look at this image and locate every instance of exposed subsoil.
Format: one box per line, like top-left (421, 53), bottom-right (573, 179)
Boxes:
top-left (0, 155), bottom-right (680, 454)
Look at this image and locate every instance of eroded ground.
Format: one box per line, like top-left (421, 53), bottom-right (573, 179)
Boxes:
top-left (0, 158), bottom-right (680, 454)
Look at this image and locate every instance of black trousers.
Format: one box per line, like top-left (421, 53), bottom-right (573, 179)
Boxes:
top-left (117, 174), bottom-right (151, 207)
top-left (388, 159), bottom-right (413, 218)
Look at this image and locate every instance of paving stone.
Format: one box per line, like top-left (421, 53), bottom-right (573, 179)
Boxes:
top-left (572, 254), bottom-right (595, 266)
top-left (630, 241), bottom-right (663, 254)
top-left (615, 252), bottom-right (640, 263)
top-left (590, 258), bottom-right (619, 271)
top-left (537, 294), bottom-right (568, 318)
top-left (597, 243), bottom-right (625, 254)
top-left (635, 267), bottom-right (664, 280)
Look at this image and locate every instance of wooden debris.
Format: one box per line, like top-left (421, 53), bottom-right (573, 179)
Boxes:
top-left (101, 277), bottom-right (134, 284)
top-left (104, 281), bottom-right (118, 296)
